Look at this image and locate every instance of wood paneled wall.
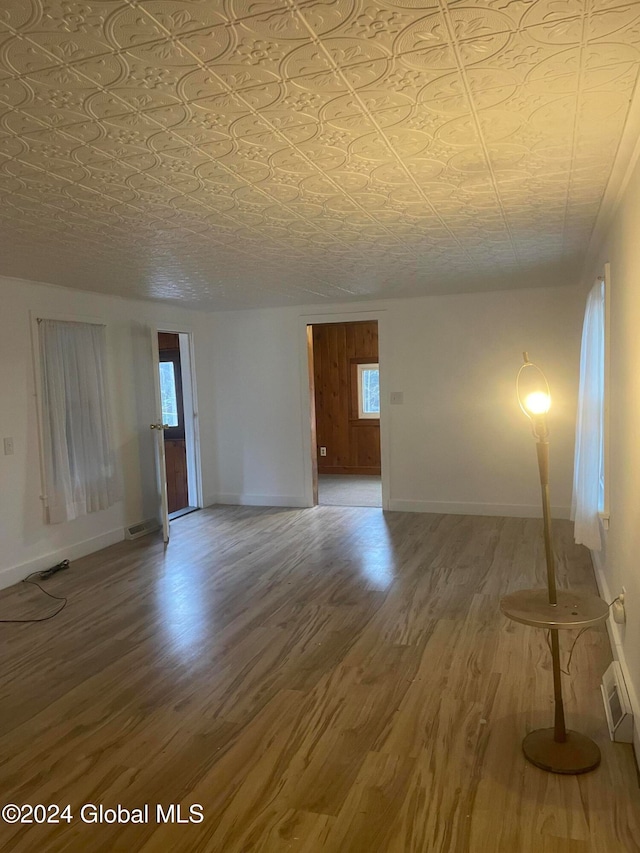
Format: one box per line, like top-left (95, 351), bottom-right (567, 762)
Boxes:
top-left (312, 321), bottom-right (380, 475)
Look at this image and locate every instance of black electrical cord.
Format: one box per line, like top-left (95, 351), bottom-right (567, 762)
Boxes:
top-left (544, 595), bottom-right (621, 676)
top-left (0, 562), bottom-right (69, 623)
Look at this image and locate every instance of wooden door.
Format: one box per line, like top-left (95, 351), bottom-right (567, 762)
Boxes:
top-left (157, 333), bottom-right (189, 514)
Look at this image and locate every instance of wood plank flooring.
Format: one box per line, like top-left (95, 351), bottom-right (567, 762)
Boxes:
top-left (318, 475), bottom-right (382, 507)
top-left (0, 507), bottom-right (638, 852)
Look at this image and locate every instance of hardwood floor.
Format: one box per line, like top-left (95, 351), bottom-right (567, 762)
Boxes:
top-left (0, 507), bottom-right (638, 852)
top-left (318, 474), bottom-right (382, 507)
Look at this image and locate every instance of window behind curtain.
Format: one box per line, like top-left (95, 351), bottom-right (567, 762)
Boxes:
top-left (571, 280), bottom-right (605, 550)
top-left (38, 319), bottom-right (118, 524)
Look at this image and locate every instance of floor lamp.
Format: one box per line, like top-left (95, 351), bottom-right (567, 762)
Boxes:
top-left (500, 353), bottom-right (608, 774)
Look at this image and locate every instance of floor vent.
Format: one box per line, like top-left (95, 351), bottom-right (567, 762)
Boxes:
top-left (601, 661), bottom-right (634, 743)
top-left (125, 519), bottom-right (159, 540)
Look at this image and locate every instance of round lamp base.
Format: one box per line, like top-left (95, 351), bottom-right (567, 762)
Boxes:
top-left (523, 728), bottom-right (601, 774)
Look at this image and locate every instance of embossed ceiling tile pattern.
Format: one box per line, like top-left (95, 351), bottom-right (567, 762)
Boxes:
top-left (136, 1), bottom-right (231, 34)
top-left (448, 0), bottom-right (631, 26)
top-left (0, 1), bottom-right (35, 32)
top-left (340, 3), bottom-right (429, 46)
top-left (588, 5), bottom-right (640, 39)
top-left (528, 17), bottom-right (639, 56)
top-left (1, 34), bottom-right (62, 76)
top-left (1, 0), bottom-right (640, 308)
top-left (584, 44), bottom-right (640, 86)
top-left (623, 12), bottom-right (640, 43)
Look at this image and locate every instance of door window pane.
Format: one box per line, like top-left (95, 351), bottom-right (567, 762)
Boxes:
top-left (159, 362), bottom-right (179, 427)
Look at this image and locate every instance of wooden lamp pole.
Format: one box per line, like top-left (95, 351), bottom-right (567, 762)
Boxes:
top-left (533, 422), bottom-right (567, 745)
top-left (500, 354), bottom-right (608, 774)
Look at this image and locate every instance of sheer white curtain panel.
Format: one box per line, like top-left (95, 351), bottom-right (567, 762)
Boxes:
top-left (38, 319), bottom-right (118, 524)
top-left (571, 280), bottom-right (605, 551)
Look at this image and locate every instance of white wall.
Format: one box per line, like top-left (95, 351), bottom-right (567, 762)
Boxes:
top-left (208, 308), bottom-right (307, 507)
top-left (586, 148), bottom-right (640, 759)
top-left (1, 275), bottom-right (582, 586)
top-left (0, 275), bottom-right (216, 589)
top-left (209, 285), bottom-right (583, 517)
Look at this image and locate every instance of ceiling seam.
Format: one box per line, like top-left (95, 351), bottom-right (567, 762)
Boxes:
top-left (578, 73), bottom-right (640, 275)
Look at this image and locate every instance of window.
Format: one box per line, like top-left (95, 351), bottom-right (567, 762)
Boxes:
top-left (159, 361), bottom-right (179, 427)
top-left (571, 277), bottom-right (606, 550)
top-left (37, 318), bottom-right (118, 523)
top-left (158, 346), bottom-right (185, 440)
top-left (357, 363), bottom-right (380, 419)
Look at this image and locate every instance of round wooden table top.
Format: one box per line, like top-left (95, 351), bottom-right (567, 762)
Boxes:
top-left (500, 588), bottom-right (609, 630)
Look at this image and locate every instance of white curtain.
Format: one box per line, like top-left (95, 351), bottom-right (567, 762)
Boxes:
top-left (38, 319), bottom-right (118, 524)
top-left (571, 280), bottom-right (605, 551)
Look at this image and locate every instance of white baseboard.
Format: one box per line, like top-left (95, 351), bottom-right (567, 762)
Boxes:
top-left (205, 495), bottom-right (570, 518)
top-left (388, 499), bottom-right (571, 519)
top-left (208, 494), bottom-right (309, 509)
top-left (591, 548), bottom-right (640, 774)
top-left (0, 528), bottom-right (124, 592)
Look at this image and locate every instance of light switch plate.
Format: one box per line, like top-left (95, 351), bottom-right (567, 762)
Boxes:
top-left (390, 392), bottom-right (403, 405)
top-left (3, 437), bottom-right (14, 456)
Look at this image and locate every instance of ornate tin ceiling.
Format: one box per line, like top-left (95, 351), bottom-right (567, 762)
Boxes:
top-left (0, 1), bottom-right (639, 309)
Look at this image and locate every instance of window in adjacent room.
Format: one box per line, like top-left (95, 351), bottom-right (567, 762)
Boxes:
top-left (357, 363), bottom-right (380, 419)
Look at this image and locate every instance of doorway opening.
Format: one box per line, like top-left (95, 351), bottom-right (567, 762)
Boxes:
top-left (157, 332), bottom-right (199, 520)
top-left (307, 320), bottom-right (382, 508)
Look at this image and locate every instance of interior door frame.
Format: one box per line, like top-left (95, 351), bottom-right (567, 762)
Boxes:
top-left (298, 309), bottom-right (390, 510)
top-left (150, 329), bottom-right (170, 542)
top-left (153, 325), bottom-right (204, 513)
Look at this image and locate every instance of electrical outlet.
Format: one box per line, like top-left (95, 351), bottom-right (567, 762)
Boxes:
top-left (3, 437), bottom-right (14, 456)
top-left (613, 589), bottom-right (626, 625)
top-left (319, 446), bottom-right (327, 457)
